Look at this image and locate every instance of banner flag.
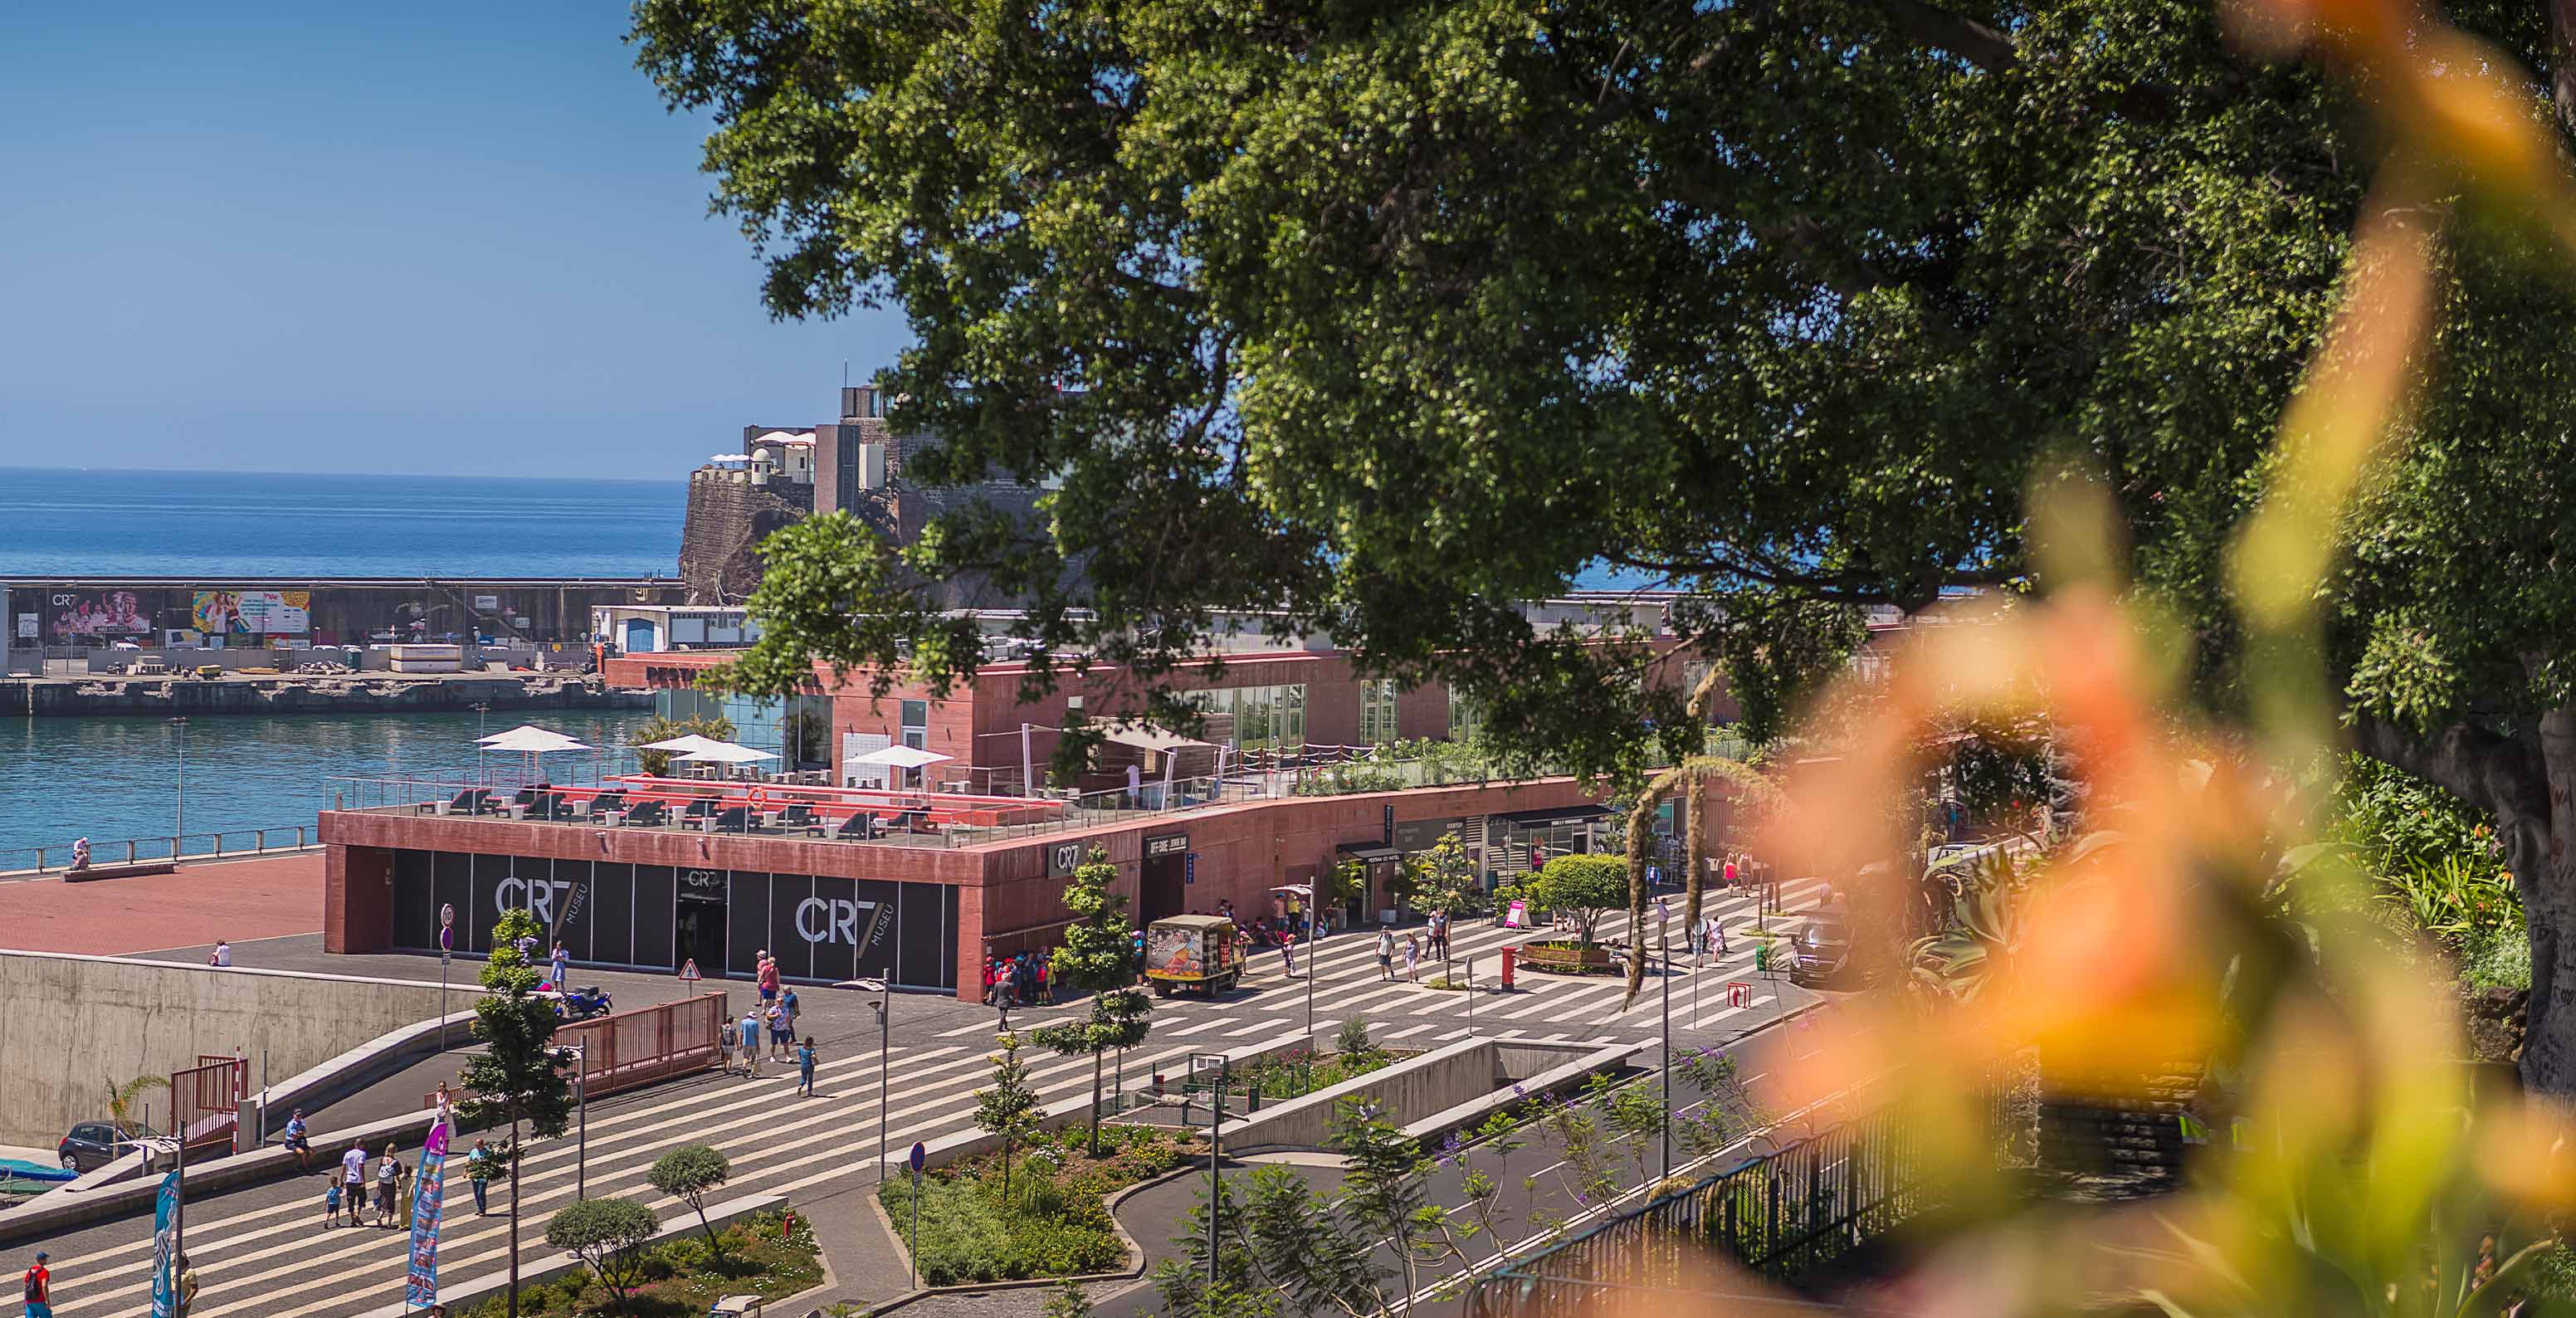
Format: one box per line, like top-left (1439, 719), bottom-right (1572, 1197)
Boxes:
top-left (404, 1118), bottom-right (451, 1306)
top-left (150, 1169), bottom-right (180, 1318)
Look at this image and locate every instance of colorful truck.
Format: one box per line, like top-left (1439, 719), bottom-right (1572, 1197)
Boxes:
top-left (1144, 914), bottom-right (1242, 997)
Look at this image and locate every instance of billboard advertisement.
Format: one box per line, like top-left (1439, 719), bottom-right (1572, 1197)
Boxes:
top-left (192, 590), bottom-right (311, 635)
top-left (51, 590), bottom-right (149, 638)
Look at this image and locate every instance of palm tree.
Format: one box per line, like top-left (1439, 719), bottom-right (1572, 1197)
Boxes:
top-left (627, 712), bottom-right (736, 774)
top-left (106, 1074), bottom-right (169, 1138)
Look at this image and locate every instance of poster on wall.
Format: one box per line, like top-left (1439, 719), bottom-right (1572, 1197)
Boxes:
top-left (50, 590), bottom-right (149, 638)
top-left (192, 589), bottom-right (311, 635)
top-left (13, 613), bottom-right (35, 639)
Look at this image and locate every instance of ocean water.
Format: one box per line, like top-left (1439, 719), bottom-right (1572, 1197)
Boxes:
top-left (0, 708), bottom-right (659, 862)
top-left (0, 467), bottom-right (685, 578)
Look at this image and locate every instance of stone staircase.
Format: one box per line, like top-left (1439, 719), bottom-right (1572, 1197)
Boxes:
top-left (2034, 1062), bottom-right (2204, 1195)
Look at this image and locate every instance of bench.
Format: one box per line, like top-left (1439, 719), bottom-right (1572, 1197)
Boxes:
top-left (63, 861), bottom-right (180, 883)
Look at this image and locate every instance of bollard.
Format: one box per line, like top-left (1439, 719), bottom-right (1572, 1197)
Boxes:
top-left (1501, 946), bottom-right (1517, 990)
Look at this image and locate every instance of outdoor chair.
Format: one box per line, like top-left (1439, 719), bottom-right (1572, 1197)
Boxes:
top-left (437, 787), bottom-right (488, 816)
top-left (891, 809), bottom-right (929, 833)
top-left (588, 791), bottom-right (625, 817)
top-left (708, 806), bottom-right (749, 833)
top-left (622, 799), bottom-right (667, 827)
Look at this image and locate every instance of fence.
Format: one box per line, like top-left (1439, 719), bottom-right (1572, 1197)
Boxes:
top-left (1466, 1104), bottom-right (1930, 1317)
top-left (556, 993), bottom-right (731, 1100)
top-left (0, 826), bottom-right (320, 877)
top-left (171, 1054), bottom-right (248, 1163)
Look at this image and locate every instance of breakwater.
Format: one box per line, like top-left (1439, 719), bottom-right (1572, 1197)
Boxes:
top-left (0, 673), bottom-right (650, 718)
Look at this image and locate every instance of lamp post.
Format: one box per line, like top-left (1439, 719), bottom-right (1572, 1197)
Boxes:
top-left (170, 716), bottom-right (189, 856)
top-left (566, 1042), bottom-right (590, 1198)
top-left (865, 979), bottom-right (890, 1182)
top-left (1659, 906), bottom-right (1673, 1181)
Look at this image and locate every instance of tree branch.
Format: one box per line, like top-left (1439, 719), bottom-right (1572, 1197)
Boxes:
top-left (1851, 0), bottom-right (2018, 74)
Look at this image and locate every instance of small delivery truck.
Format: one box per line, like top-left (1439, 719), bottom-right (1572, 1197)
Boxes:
top-left (1143, 914), bottom-right (1242, 997)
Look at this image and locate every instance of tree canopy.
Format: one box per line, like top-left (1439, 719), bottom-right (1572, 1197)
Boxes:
top-left (633, 0), bottom-right (2576, 1086)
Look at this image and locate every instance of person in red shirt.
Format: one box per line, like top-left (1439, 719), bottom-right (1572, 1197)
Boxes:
top-left (756, 950), bottom-right (780, 1004)
top-left (24, 1249), bottom-right (51, 1318)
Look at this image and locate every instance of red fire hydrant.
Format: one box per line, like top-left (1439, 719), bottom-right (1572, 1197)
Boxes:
top-left (1501, 946), bottom-right (1517, 990)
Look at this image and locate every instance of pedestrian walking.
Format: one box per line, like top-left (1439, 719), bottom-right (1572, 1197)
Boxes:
top-left (739, 1008), bottom-right (763, 1078)
top-left (549, 941), bottom-right (568, 988)
top-left (176, 1252), bottom-right (198, 1316)
top-left (1131, 930), bottom-right (1147, 983)
top-left (1429, 910), bottom-right (1449, 958)
top-left (779, 986), bottom-right (799, 1040)
top-left (766, 999), bottom-right (791, 1061)
top-left (1376, 928), bottom-right (1396, 982)
top-left (323, 1177), bottom-right (343, 1228)
top-left (1403, 932), bottom-right (1422, 983)
top-left (756, 950), bottom-right (780, 1004)
top-left (282, 1108), bottom-right (311, 1172)
top-left (21, 1250), bottom-right (47, 1318)
top-left (1279, 930), bottom-right (1297, 978)
top-left (373, 1144), bottom-right (402, 1227)
top-left (339, 1140), bottom-right (367, 1218)
top-left (466, 1140), bottom-right (495, 1216)
top-left (796, 1037), bottom-right (817, 1097)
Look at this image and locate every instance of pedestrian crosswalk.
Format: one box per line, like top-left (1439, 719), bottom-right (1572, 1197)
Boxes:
top-left (34, 879), bottom-right (1828, 1317)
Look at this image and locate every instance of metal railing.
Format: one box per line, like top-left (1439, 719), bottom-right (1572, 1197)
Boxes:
top-left (1, 826), bottom-right (320, 877)
top-left (1466, 1104), bottom-right (1930, 1316)
top-left (172, 1054), bottom-right (247, 1163)
top-left (555, 992), bottom-right (731, 1099)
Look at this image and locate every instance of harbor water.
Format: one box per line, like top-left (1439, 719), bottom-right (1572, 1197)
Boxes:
top-left (0, 708), bottom-right (657, 864)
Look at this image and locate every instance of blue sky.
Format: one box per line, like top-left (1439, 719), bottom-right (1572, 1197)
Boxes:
top-left (0, 3), bottom-right (905, 478)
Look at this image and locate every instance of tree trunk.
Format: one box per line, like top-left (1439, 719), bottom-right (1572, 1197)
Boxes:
top-left (2356, 715), bottom-right (2568, 1091)
top-left (1090, 1051), bottom-right (1104, 1157)
top-left (506, 1111), bottom-right (521, 1318)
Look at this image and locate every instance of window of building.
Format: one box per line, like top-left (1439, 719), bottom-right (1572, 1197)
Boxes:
top-left (900, 699), bottom-right (929, 728)
top-left (1360, 679), bottom-right (1400, 744)
top-left (1188, 683), bottom-right (1308, 752)
top-left (1447, 687), bottom-right (1486, 744)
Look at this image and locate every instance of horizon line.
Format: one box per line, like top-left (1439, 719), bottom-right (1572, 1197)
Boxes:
top-left (0, 463), bottom-right (682, 485)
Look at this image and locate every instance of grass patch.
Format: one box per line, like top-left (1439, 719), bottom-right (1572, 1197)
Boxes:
top-left (456, 1209), bottom-right (822, 1317)
top-left (877, 1124), bottom-right (1196, 1286)
top-left (2460, 920), bottom-right (2532, 990)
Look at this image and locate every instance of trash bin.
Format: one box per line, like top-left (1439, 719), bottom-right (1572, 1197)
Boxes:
top-left (1501, 945), bottom-right (1517, 990)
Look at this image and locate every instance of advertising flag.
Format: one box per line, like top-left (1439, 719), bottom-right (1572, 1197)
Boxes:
top-left (404, 1118), bottom-right (451, 1306)
top-left (150, 1168), bottom-right (180, 1318)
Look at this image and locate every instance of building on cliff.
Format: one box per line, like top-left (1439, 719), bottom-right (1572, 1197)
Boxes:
top-left (677, 383), bottom-right (1056, 608)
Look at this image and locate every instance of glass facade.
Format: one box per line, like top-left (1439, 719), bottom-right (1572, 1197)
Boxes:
top-left (654, 689), bottom-right (835, 769)
top-left (1189, 683), bottom-right (1307, 751)
top-left (1360, 679), bottom-right (1400, 744)
top-left (1448, 687), bottom-right (1486, 743)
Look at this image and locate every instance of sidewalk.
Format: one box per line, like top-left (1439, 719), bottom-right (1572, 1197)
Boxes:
top-left (0, 851), bottom-right (322, 954)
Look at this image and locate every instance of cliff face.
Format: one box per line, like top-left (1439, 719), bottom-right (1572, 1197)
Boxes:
top-left (678, 476), bottom-right (813, 604)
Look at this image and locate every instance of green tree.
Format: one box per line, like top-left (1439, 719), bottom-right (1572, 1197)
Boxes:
top-left (457, 907), bottom-right (577, 1318)
top-left (1524, 856), bottom-right (1629, 948)
top-left (1402, 833), bottom-right (1484, 924)
top-left (970, 1031), bottom-right (1044, 1198)
top-left (626, 712), bottom-right (737, 776)
top-left (105, 1073), bottom-right (168, 1139)
top-left (1031, 853), bottom-right (1152, 1156)
top-left (631, 0), bottom-right (2576, 1093)
top-left (542, 1197), bottom-right (659, 1309)
top-left (645, 1144), bottom-right (732, 1261)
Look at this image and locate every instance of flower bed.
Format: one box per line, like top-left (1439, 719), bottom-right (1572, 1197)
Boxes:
top-left (456, 1209), bottom-right (821, 1317)
top-left (876, 1124), bottom-right (1197, 1286)
top-left (1513, 940), bottom-right (1622, 974)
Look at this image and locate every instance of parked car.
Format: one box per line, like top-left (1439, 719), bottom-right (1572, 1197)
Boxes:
top-left (57, 1121), bottom-right (149, 1173)
top-left (1788, 910), bottom-right (1854, 987)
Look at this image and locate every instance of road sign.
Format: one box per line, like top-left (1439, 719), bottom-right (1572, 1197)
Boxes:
top-left (679, 959), bottom-right (702, 984)
top-left (1183, 853), bottom-right (1196, 886)
top-left (908, 1141), bottom-right (927, 1173)
top-left (440, 902), bottom-right (455, 930)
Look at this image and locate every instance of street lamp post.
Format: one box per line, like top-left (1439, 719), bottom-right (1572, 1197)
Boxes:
top-left (170, 716), bottom-right (188, 855)
top-left (1659, 910), bottom-right (1673, 1181)
top-left (568, 1043), bottom-right (590, 1198)
top-left (867, 979), bottom-right (890, 1182)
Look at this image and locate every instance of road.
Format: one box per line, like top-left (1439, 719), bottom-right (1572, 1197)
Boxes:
top-left (26, 881), bottom-right (1829, 1317)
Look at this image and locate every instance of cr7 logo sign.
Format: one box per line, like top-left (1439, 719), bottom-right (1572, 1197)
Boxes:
top-left (795, 897), bottom-right (888, 947)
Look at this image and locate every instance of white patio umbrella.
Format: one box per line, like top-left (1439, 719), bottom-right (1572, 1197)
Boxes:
top-left (848, 743), bottom-right (953, 790)
top-left (674, 740), bottom-right (780, 764)
top-left (476, 725), bottom-right (591, 788)
top-left (638, 733), bottom-right (729, 753)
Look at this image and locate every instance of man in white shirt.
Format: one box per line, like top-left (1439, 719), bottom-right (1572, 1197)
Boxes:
top-left (207, 940), bottom-right (232, 968)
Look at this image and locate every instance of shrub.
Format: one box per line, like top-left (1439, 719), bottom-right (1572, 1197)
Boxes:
top-left (543, 1197), bottom-right (661, 1306)
top-left (1335, 1017), bottom-right (1373, 1057)
top-left (647, 1143), bottom-right (734, 1258)
top-left (1522, 855), bottom-right (1629, 945)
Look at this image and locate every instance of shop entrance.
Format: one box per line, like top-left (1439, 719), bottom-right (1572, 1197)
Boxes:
top-left (1139, 852), bottom-right (1186, 924)
top-left (676, 892), bottom-right (727, 977)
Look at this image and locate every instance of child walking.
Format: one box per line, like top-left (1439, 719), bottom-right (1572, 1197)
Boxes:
top-left (323, 1178), bottom-right (343, 1228)
top-left (796, 1037), bottom-right (818, 1097)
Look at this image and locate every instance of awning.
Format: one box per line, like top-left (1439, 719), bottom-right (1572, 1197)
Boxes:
top-left (1098, 725), bottom-right (1208, 754)
top-left (1335, 842), bottom-right (1403, 864)
top-left (1493, 803), bottom-right (1613, 827)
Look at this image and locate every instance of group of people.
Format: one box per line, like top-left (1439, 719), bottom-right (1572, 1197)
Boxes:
top-left (724, 949), bottom-right (817, 1094)
top-left (983, 949), bottom-right (1052, 1008)
top-left (1371, 910), bottom-right (1455, 982)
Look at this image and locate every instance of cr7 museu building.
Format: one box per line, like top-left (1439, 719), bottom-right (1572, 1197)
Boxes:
top-left (319, 608), bottom-right (1735, 1001)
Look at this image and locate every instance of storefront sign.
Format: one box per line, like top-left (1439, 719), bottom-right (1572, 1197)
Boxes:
top-left (1046, 839), bottom-right (1092, 878)
top-left (496, 874), bottom-right (576, 924)
top-left (1392, 818), bottom-right (1466, 855)
top-left (793, 896), bottom-right (887, 948)
top-left (1144, 832), bottom-right (1188, 858)
top-left (1383, 803), bottom-right (1396, 844)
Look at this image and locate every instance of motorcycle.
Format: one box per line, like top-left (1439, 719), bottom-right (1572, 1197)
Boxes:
top-left (560, 985), bottom-right (614, 1020)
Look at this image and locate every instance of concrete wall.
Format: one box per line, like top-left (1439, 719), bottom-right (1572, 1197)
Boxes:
top-left (1219, 1037), bottom-right (1504, 1154)
top-left (0, 951), bottom-right (450, 1148)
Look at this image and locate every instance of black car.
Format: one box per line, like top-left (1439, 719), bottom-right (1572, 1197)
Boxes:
top-left (1788, 912), bottom-right (1853, 986)
top-left (56, 1121), bottom-right (148, 1173)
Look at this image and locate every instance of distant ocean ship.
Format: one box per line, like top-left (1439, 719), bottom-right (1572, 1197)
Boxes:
top-left (0, 467), bottom-right (686, 578)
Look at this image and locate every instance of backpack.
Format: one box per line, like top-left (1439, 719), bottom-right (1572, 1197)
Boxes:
top-left (27, 1268), bottom-right (42, 1302)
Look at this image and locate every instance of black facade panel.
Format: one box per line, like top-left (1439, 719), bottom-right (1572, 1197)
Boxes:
top-left (392, 849), bottom-right (435, 951)
top-left (725, 871), bottom-right (769, 977)
top-left (895, 881), bottom-right (941, 988)
top-left (633, 865), bottom-right (676, 969)
top-left (589, 863), bottom-right (634, 967)
top-left (942, 886), bottom-right (960, 988)
top-left (552, 860), bottom-right (596, 965)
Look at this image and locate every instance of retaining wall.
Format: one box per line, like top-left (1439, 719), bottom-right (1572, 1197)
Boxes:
top-left (1218, 1037), bottom-right (1643, 1155)
top-left (0, 950), bottom-right (451, 1148)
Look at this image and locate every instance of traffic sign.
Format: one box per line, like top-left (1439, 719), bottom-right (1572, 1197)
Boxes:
top-left (908, 1141), bottom-right (926, 1173)
top-left (679, 959), bottom-right (702, 984)
top-left (440, 902), bottom-right (455, 930)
